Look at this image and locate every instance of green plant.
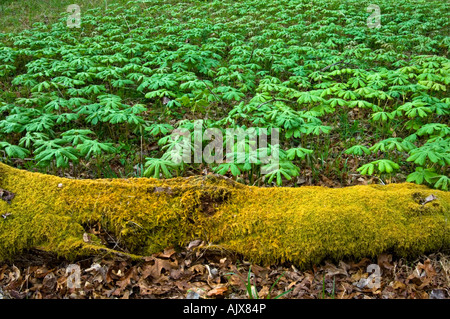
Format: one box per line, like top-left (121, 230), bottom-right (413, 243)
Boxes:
top-left (406, 167), bottom-right (438, 185)
top-left (357, 159), bottom-right (400, 176)
top-left (345, 145), bottom-right (370, 156)
top-left (433, 175), bottom-right (450, 191)
top-left (34, 141), bottom-right (79, 170)
top-left (321, 275), bottom-right (336, 299)
top-left (143, 157), bottom-right (179, 179)
top-left (0, 142), bottom-right (30, 159)
top-left (228, 266), bottom-right (293, 300)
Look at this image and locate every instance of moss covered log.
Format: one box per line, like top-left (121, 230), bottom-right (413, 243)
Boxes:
top-left (0, 162), bottom-right (449, 267)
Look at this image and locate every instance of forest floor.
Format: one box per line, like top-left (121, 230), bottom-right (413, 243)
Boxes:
top-left (1, 243), bottom-right (449, 299)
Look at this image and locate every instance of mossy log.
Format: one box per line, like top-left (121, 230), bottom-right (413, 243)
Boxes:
top-left (0, 162), bottom-right (449, 267)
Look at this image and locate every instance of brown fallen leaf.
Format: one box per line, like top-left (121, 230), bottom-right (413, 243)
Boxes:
top-left (406, 259), bottom-right (436, 289)
top-left (156, 247), bottom-right (176, 259)
top-left (417, 278), bottom-right (432, 290)
top-left (142, 258), bottom-right (178, 281)
top-left (406, 275), bottom-right (423, 287)
top-left (419, 259), bottom-right (437, 279)
top-left (0, 264), bottom-right (8, 280)
top-left (35, 266), bottom-right (54, 279)
top-left (350, 269), bottom-right (366, 282)
top-left (137, 279), bottom-right (173, 296)
top-left (9, 265), bottom-right (21, 281)
top-left (226, 274), bottom-right (245, 289)
top-left (8, 290), bottom-right (26, 299)
top-left (106, 265), bottom-right (121, 283)
top-left (169, 268), bottom-right (184, 280)
top-left (188, 264), bottom-right (206, 275)
top-left (33, 290), bottom-right (43, 299)
top-left (174, 280), bottom-right (191, 292)
top-left (390, 281), bottom-right (406, 290)
top-left (378, 253), bottom-right (394, 270)
top-left (207, 286), bottom-right (227, 298)
top-left (258, 286), bottom-right (270, 298)
top-left (42, 272), bottom-right (57, 292)
top-left (351, 258), bottom-right (372, 269)
top-left (116, 267), bottom-right (137, 293)
top-left (324, 261), bottom-right (348, 277)
top-left (251, 264), bottom-right (269, 279)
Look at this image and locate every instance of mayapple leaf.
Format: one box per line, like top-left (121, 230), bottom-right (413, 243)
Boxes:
top-left (345, 145), bottom-right (370, 156)
top-left (357, 160), bottom-right (399, 176)
top-left (434, 175), bottom-right (449, 191)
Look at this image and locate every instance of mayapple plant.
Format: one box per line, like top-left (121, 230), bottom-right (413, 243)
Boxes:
top-left (0, 0), bottom-right (447, 189)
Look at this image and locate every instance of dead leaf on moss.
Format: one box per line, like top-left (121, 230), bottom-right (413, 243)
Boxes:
top-left (422, 194), bottom-right (437, 205)
top-left (1, 212), bottom-right (12, 219)
top-left (82, 233), bottom-right (91, 243)
top-left (0, 188), bottom-right (15, 204)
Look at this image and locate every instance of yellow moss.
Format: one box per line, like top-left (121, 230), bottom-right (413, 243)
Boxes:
top-left (0, 162), bottom-right (449, 267)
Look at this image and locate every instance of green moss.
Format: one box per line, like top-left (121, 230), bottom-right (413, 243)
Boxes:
top-left (0, 162), bottom-right (449, 267)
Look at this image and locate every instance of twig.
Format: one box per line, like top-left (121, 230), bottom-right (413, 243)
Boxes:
top-left (121, 14), bottom-right (132, 38)
top-left (199, 78), bottom-right (222, 119)
top-left (320, 60), bottom-right (358, 72)
top-left (247, 41), bottom-right (257, 64)
top-left (256, 98), bottom-right (296, 109)
top-left (200, 78), bottom-right (221, 104)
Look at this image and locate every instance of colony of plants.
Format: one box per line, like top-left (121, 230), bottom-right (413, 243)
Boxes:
top-left (0, 0), bottom-right (448, 189)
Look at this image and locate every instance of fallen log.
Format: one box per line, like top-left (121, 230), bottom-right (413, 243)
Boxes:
top-left (0, 162), bottom-right (449, 267)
